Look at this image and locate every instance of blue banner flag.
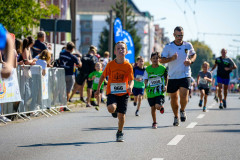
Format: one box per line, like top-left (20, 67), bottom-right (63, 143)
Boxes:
top-left (113, 18), bottom-right (123, 43)
top-left (113, 18), bottom-right (135, 63)
top-left (122, 30), bottom-right (135, 63)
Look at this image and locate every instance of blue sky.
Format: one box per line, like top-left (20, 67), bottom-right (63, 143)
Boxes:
top-left (133, 0), bottom-right (240, 58)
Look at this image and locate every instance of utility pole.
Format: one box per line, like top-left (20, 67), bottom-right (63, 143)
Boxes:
top-left (108, 10), bottom-right (113, 60)
top-left (70, 0), bottom-right (76, 44)
top-left (123, 0), bottom-right (126, 30)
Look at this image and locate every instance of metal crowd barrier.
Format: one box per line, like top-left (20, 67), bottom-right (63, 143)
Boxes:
top-left (0, 65), bottom-right (68, 123)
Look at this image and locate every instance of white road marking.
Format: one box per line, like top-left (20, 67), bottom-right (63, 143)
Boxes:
top-left (186, 122), bottom-right (198, 128)
top-left (167, 135), bottom-right (185, 145)
top-left (197, 114), bottom-right (205, 119)
top-left (152, 158), bottom-right (164, 160)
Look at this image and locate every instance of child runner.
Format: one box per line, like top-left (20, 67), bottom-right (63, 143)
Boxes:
top-left (88, 62), bottom-right (104, 111)
top-left (133, 56), bottom-right (145, 116)
top-left (95, 41), bottom-right (134, 142)
top-left (197, 61), bottom-right (212, 112)
top-left (143, 52), bottom-right (168, 129)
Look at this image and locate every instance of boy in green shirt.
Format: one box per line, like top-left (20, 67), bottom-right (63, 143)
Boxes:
top-left (88, 62), bottom-right (105, 110)
top-left (143, 52), bottom-right (168, 129)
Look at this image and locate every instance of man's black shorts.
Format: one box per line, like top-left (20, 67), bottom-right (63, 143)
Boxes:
top-left (198, 87), bottom-right (210, 95)
top-left (147, 95), bottom-right (165, 107)
top-left (167, 77), bottom-right (191, 93)
top-left (76, 73), bottom-right (93, 88)
top-left (107, 94), bottom-right (129, 114)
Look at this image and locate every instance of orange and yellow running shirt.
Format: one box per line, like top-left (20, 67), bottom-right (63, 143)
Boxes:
top-left (103, 59), bottom-right (134, 96)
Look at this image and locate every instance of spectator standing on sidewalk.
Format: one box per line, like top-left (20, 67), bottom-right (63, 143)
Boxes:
top-left (160, 26), bottom-right (196, 126)
top-left (31, 31), bottom-right (48, 58)
top-left (21, 36), bottom-right (36, 65)
top-left (211, 48), bottom-right (237, 109)
top-left (36, 50), bottom-right (51, 76)
top-left (73, 46), bottom-right (98, 106)
top-left (59, 42), bottom-right (81, 101)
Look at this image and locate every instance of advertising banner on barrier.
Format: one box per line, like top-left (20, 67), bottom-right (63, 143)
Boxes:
top-left (0, 69), bottom-right (21, 103)
top-left (42, 69), bottom-right (49, 99)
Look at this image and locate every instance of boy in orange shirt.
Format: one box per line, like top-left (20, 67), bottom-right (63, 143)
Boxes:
top-left (96, 41), bottom-right (134, 142)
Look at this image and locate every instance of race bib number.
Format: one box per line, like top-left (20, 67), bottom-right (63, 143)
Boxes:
top-left (136, 75), bottom-right (143, 82)
top-left (199, 77), bottom-right (207, 85)
top-left (94, 77), bottom-right (100, 84)
top-left (136, 75), bottom-right (143, 79)
top-left (148, 77), bottom-right (162, 87)
top-left (110, 83), bottom-right (127, 94)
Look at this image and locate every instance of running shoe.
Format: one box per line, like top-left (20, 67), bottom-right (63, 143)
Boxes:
top-left (112, 110), bottom-right (118, 118)
top-left (160, 106), bottom-right (164, 114)
top-left (152, 122), bottom-right (157, 129)
top-left (95, 106), bottom-right (99, 111)
top-left (135, 110), bottom-right (139, 116)
top-left (219, 102), bottom-right (223, 109)
top-left (214, 95), bottom-right (218, 102)
top-left (91, 101), bottom-right (98, 106)
top-left (203, 106), bottom-right (206, 112)
top-left (86, 104), bottom-right (92, 107)
top-left (222, 99), bottom-right (227, 108)
top-left (116, 131), bottom-right (124, 142)
top-left (199, 100), bottom-right (203, 107)
top-left (80, 97), bottom-right (86, 103)
top-left (133, 102), bottom-right (137, 106)
top-left (173, 117), bottom-right (180, 126)
top-left (180, 110), bottom-right (187, 122)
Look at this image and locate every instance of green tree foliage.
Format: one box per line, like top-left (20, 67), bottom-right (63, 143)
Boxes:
top-left (0, 0), bottom-right (59, 38)
top-left (190, 40), bottom-right (214, 78)
top-left (98, 0), bottom-right (142, 59)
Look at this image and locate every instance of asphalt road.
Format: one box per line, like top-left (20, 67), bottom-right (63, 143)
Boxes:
top-left (0, 94), bottom-right (240, 160)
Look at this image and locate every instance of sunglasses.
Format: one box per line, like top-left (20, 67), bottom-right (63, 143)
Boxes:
top-left (175, 34), bottom-right (183, 38)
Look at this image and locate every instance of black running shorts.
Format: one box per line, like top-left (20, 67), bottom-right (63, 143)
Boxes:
top-left (147, 95), bottom-right (165, 107)
top-left (198, 87), bottom-right (210, 95)
top-left (107, 94), bottom-right (129, 114)
top-left (167, 77), bottom-right (191, 93)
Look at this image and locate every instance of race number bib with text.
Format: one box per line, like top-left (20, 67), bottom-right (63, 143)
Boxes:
top-left (110, 83), bottom-right (127, 94)
top-left (199, 77), bottom-right (207, 85)
top-left (148, 77), bottom-right (162, 87)
top-left (94, 77), bottom-right (100, 84)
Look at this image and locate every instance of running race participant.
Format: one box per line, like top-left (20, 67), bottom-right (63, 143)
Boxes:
top-left (95, 41), bottom-right (134, 142)
top-left (133, 56), bottom-right (145, 116)
top-left (160, 26), bottom-right (196, 126)
top-left (197, 61), bottom-right (212, 112)
top-left (88, 62), bottom-right (105, 111)
top-left (143, 52), bottom-right (168, 129)
top-left (211, 48), bottom-right (237, 109)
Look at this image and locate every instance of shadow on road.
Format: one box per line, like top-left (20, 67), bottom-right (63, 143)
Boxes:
top-left (198, 123), bottom-right (240, 127)
top-left (209, 108), bottom-right (240, 111)
top-left (18, 141), bottom-right (115, 148)
top-left (82, 125), bottom-right (171, 131)
top-left (209, 129), bottom-right (240, 133)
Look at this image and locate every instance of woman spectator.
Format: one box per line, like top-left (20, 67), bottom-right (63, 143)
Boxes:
top-left (20, 36), bottom-right (36, 65)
